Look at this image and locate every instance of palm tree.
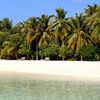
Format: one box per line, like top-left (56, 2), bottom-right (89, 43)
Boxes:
top-left (52, 8), bottom-right (70, 47)
top-left (37, 14), bottom-right (53, 48)
top-left (91, 21), bottom-right (100, 44)
top-left (1, 18), bottom-right (12, 32)
top-left (0, 21), bottom-right (3, 31)
top-left (86, 5), bottom-right (100, 44)
top-left (85, 4), bottom-right (98, 16)
top-left (38, 32), bottom-right (51, 48)
top-left (11, 22), bottom-right (24, 34)
top-left (0, 41), bottom-right (16, 59)
top-left (25, 17), bottom-right (39, 60)
top-left (26, 30), bottom-right (40, 60)
top-left (26, 15), bottom-right (53, 60)
top-left (67, 14), bottom-right (93, 60)
top-left (36, 14), bottom-right (53, 59)
top-left (84, 4), bottom-right (99, 34)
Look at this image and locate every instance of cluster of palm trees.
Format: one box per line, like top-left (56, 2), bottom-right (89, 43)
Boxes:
top-left (0, 4), bottom-right (100, 61)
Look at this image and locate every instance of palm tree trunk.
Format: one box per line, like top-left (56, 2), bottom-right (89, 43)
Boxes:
top-left (36, 38), bottom-right (38, 60)
top-left (80, 38), bottom-right (83, 61)
top-left (63, 57), bottom-right (65, 61)
top-left (81, 55), bottom-right (83, 61)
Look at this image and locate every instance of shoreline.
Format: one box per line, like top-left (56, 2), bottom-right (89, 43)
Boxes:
top-left (0, 71), bottom-right (100, 82)
top-left (0, 60), bottom-right (100, 81)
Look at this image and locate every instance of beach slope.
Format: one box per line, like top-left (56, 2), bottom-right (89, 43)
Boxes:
top-left (0, 60), bottom-right (100, 81)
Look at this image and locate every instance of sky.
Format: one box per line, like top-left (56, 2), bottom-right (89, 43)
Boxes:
top-left (0, 0), bottom-right (100, 24)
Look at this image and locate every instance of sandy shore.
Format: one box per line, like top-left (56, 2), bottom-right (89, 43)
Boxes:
top-left (0, 60), bottom-right (100, 81)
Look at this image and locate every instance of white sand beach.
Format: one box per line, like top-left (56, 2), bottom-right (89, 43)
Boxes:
top-left (0, 60), bottom-right (100, 81)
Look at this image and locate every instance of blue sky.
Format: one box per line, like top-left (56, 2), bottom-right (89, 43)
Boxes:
top-left (0, 0), bottom-right (100, 24)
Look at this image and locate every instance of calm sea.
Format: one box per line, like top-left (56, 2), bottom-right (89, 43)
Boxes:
top-left (0, 73), bottom-right (100, 100)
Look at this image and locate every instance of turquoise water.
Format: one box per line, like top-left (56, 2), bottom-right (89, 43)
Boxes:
top-left (0, 75), bottom-right (100, 100)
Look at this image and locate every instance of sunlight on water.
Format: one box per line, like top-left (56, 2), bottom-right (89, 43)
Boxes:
top-left (0, 76), bottom-right (100, 100)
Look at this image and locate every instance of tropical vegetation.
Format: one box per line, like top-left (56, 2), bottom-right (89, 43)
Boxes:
top-left (0, 4), bottom-right (100, 61)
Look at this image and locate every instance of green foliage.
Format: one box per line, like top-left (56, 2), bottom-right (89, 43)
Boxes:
top-left (79, 46), bottom-right (96, 61)
top-left (1, 18), bottom-right (12, 32)
top-left (0, 41), bottom-right (16, 59)
top-left (0, 31), bottom-right (9, 48)
top-left (0, 4), bottom-right (100, 60)
top-left (59, 44), bottom-right (67, 60)
top-left (18, 40), bottom-right (31, 56)
top-left (39, 41), bottom-right (59, 60)
top-left (59, 44), bottom-right (74, 60)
